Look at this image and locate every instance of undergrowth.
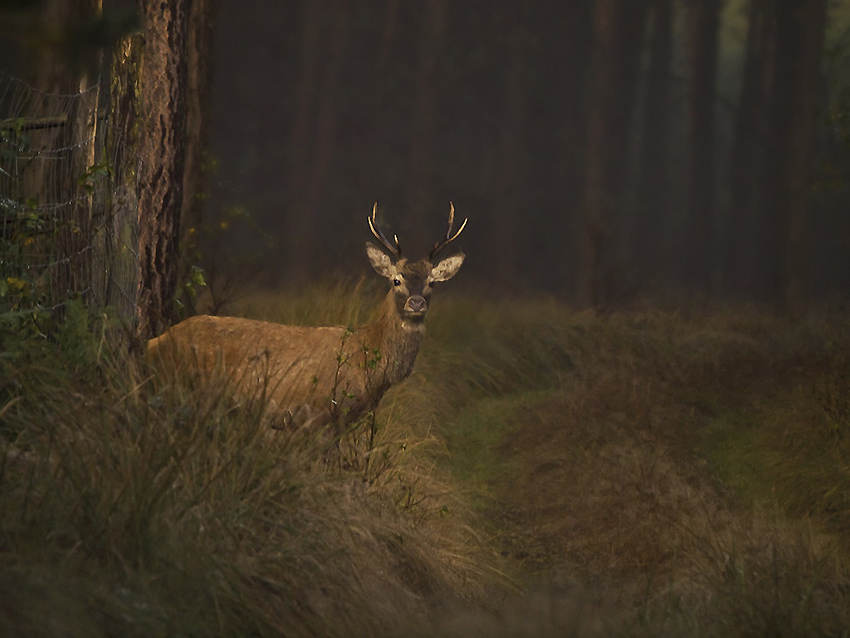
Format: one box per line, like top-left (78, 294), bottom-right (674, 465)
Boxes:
top-left (2, 285), bottom-right (850, 637)
top-left (0, 297), bottom-right (493, 637)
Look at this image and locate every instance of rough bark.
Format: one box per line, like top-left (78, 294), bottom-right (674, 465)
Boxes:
top-left (104, 34), bottom-right (142, 320)
top-left (135, 0), bottom-right (191, 339)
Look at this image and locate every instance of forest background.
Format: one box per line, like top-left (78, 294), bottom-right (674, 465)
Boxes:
top-left (207, 0), bottom-right (850, 314)
top-left (4, 0), bottom-right (848, 319)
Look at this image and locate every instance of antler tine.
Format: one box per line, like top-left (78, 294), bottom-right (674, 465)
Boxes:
top-left (429, 201), bottom-right (468, 259)
top-left (369, 202), bottom-right (402, 257)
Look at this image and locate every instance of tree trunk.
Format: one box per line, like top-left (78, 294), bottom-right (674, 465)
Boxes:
top-left (634, 0), bottom-right (672, 291)
top-left (406, 0), bottom-right (448, 227)
top-left (546, 0), bottom-right (592, 294)
top-left (578, 0), bottom-right (615, 307)
top-left (724, 0), bottom-right (773, 298)
top-left (685, 0), bottom-right (722, 295)
top-left (578, 0), bottom-right (649, 306)
top-left (283, 0), bottom-right (350, 280)
top-left (299, 0), bottom-right (348, 274)
top-left (284, 0), bottom-right (324, 279)
top-left (104, 34), bottom-right (143, 322)
top-left (761, 0), bottom-right (827, 314)
top-left (134, 0), bottom-right (191, 339)
top-left (180, 0), bottom-right (216, 293)
top-left (490, 2), bottom-right (529, 285)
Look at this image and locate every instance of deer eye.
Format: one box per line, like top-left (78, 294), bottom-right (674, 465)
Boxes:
top-left (393, 278), bottom-right (402, 287)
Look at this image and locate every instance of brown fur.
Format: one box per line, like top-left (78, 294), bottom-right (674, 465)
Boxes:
top-left (147, 246), bottom-right (464, 430)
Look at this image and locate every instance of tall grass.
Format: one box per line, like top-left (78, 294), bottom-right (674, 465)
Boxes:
top-left (0, 299), bottom-right (495, 637)
top-left (3, 288), bottom-right (850, 636)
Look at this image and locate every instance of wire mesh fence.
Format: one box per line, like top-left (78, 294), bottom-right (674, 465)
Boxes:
top-left (0, 70), bottom-right (140, 321)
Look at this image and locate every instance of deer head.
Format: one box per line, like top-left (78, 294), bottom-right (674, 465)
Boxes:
top-left (366, 202), bottom-right (466, 325)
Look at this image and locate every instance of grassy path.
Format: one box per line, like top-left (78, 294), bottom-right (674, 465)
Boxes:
top-left (3, 291), bottom-right (850, 636)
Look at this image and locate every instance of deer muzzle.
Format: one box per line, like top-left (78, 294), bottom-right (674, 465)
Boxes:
top-left (404, 295), bottom-right (428, 317)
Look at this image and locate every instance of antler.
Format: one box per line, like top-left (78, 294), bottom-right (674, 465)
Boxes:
top-left (368, 202), bottom-right (402, 258)
top-left (429, 202), bottom-right (468, 260)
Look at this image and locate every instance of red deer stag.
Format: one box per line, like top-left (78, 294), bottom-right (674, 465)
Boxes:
top-left (147, 203), bottom-right (466, 429)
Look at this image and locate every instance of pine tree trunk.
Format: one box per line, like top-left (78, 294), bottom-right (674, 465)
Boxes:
top-left (284, 0), bottom-right (325, 279)
top-left (685, 0), bottom-right (722, 295)
top-left (725, 0), bottom-right (773, 298)
top-left (180, 0), bottom-right (216, 298)
top-left (761, 0), bottom-right (827, 314)
top-left (548, 1), bottom-right (593, 295)
top-left (135, 0), bottom-right (191, 339)
top-left (578, 0), bottom-right (649, 306)
top-left (105, 35), bottom-right (143, 321)
top-left (490, 3), bottom-right (528, 285)
top-left (300, 0), bottom-right (348, 269)
top-left (635, 0), bottom-right (672, 291)
top-left (406, 0), bottom-right (448, 227)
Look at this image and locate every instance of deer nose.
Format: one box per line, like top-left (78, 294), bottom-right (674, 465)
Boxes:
top-left (405, 295), bottom-right (428, 315)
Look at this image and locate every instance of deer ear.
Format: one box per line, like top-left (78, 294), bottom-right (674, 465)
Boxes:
top-left (366, 242), bottom-right (395, 278)
top-left (431, 252), bottom-right (465, 282)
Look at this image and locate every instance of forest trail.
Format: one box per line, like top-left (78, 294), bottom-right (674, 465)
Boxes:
top-left (491, 390), bottom-right (733, 593)
top-left (439, 305), bottom-right (849, 620)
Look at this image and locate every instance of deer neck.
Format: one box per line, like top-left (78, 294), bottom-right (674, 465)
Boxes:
top-left (358, 292), bottom-right (426, 385)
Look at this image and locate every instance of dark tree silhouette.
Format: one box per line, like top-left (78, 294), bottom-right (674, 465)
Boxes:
top-left (685, 0), bottom-right (722, 295)
top-left (578, 0), bottom-right (649, 306)
top-left (760, 0), bottom-right (827, 314)
top-left (186, 0), bottom-right (845, 306)
top-left (283, 0), bottom-right (325, 280)
top-left (181, 0), bottom-right (217, 268)
top-left (301, 0), bottom-right (348, 272)
top-left (490, 2), bottom-right (529, 283)
top-left (725, 0), bottom-right (773, 298)
top-left (635, 0), bottom-right (673, 291)
top-left (406, 0), bottom-right (448, 227)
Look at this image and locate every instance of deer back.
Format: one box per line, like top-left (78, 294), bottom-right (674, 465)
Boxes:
top-left (147, 314), bottom-right (386, 427)
top-left (147, 203), bottom-right (467, 430)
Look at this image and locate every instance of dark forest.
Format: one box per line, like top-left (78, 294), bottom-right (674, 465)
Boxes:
top-left (208, 0), bottom-right (850, 309)
top-left (2, 1), bottom-right (848, 310)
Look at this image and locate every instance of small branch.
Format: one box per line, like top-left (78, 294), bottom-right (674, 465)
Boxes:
top-left (0, 115), bottom-right (68, 131)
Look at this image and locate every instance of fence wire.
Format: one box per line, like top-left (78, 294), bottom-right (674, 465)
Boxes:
top-left (0, 70), bottom-right (140, 320)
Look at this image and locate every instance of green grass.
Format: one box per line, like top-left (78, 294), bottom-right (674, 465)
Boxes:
top-left (3, 288), bottom-right (850, 636)
top-left (439, 392), bottom-right (546, 504)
